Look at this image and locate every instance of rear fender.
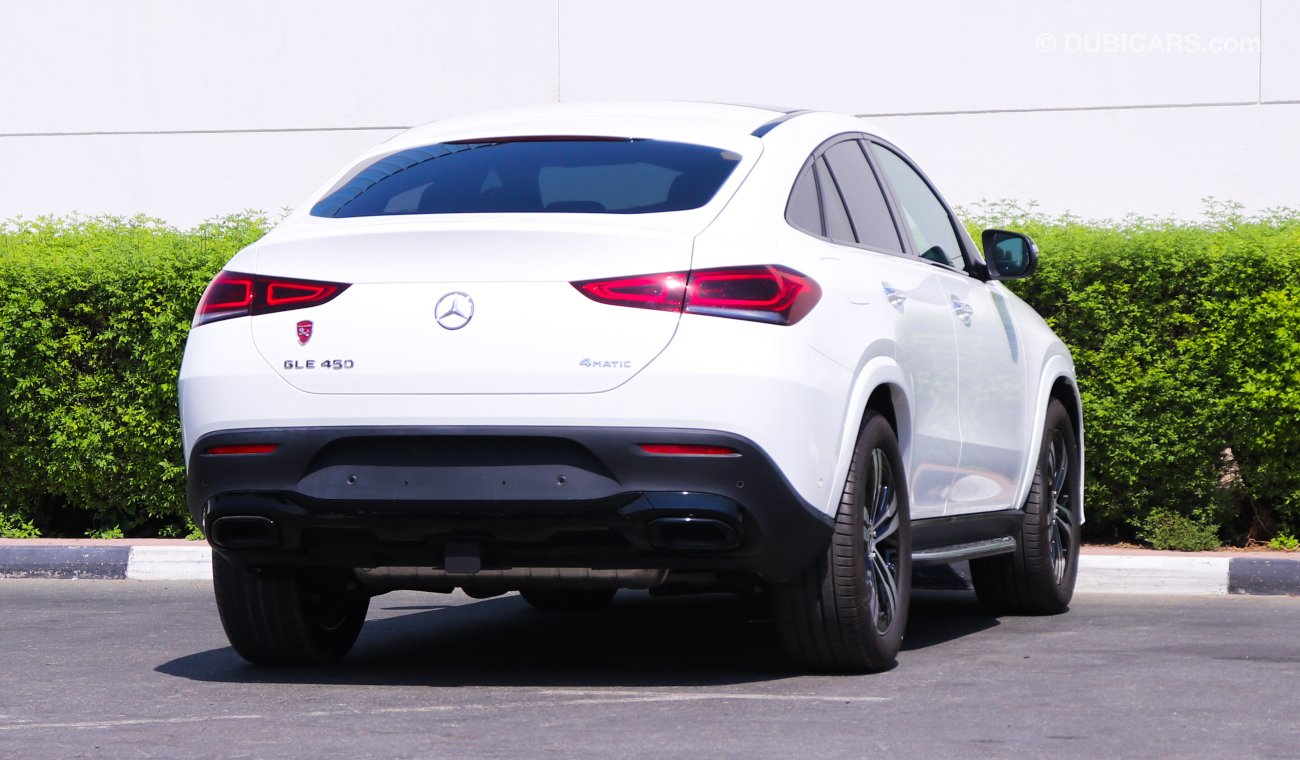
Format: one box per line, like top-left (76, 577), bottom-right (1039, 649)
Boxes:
top-left (823, 351), bottom-right (912, 517)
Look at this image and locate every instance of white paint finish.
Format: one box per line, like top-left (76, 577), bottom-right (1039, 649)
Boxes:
top-left (125, 546), bottom-right (212, 581)
top-left (0, 0), bottom-right (558, 134)
top-left (1261, 0), bottom-right (1300, 101)
top-left (1077, 554), bottom-right (1229, 595)
top-left (0, 129), bottom-right (397, 226)
top-left (559, 0), bottom-right (1260, 114)
top-left (859, 263), bottom-right (961, 518)
top-left (253, 279), bottom-right (687, 395)
top-left (875, 103), bottom-right (1300, 221)
top-left (178, 103), bottom-right (1066, 526)
top-left (937, 271), bottom-right (1029, 514)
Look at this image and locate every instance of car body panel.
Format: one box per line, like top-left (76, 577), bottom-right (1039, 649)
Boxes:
top-left (243, 222), bottom-right (699, 395)
top-left (935, 272), bottom-right (1031, 515)
top-left (178, 101), bottom-right (1083, 586)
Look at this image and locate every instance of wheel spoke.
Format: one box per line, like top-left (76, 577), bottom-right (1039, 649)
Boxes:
top-left (864, 448), bottom-right (897, 539)
top-left (873, 484), bottom-right (898, 538)
top-left (1050, 432), bottom-right (1069, 501)
top-left (1055, 501), bottom-right (1073, 529)
top-left (863, 450), bottom-right (884, 543)
top-left (872, 551), bottom-right (898, 632)
top-left (1051, 515), bottom-right (1071, 583)
top-left (871, 451), bottom-right (896, 524)
top-left (869, 449), bottom-right (884, 509)
top-left (874, 510), bottom-right (899, 542)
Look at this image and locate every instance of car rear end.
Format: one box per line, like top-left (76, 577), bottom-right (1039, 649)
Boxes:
top-left (179, 108), bottom-right (839, 596)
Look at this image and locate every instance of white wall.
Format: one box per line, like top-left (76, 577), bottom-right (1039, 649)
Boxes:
top-left (1, 0), bottom-right (1294, 227)
top-left (0, 0), bottom-right (559, 225)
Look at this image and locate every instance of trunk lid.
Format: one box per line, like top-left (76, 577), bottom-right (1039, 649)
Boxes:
top-left (248, 219), bottom-right (692, 394)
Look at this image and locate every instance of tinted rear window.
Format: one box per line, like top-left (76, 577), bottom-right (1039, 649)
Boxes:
top-left (311, 138), bottom-right (742, 218)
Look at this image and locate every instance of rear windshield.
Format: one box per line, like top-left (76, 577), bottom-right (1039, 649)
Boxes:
top-left (310, 138), bottom-right (742, 218)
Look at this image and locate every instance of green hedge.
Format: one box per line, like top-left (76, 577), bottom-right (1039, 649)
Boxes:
top-left (3, 204), bottom-right (1299, 547)
top-left (964, 200), bottom-right (1300, 547)
top-left (0, 214), bottom-right (270, 537)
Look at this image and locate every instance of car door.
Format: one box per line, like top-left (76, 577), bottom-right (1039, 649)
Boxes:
top-left (789, 137), bottom-right (960, 519)
top-left (869, 142), bottom-right (1030, 514)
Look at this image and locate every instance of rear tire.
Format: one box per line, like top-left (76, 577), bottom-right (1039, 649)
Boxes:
top-left (774, 410), bottom-right (911, 673)
top-left (971, 399), bottom-right (1080, 614)
top-left (519, 588), bottom-right (617, 611)
top-left (212, 553), bottom-right (369, 665)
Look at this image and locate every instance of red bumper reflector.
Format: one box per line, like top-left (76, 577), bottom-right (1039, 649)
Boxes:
top-left (205, 444), bottom-right (279, 456)
top-left (639, 444), bottom-right (739, 456)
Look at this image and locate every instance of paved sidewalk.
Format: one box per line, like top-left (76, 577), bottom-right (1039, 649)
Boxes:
top-left (1, 538), bottom-right (1298, 595)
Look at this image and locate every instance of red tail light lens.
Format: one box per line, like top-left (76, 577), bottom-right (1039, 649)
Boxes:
top-left (195, 272), bottom-right (254, 323)
top-left (193, 271), bottom-right (349, 327)
top-left (573, 265), bottom-right (820, 325)
top-left (205, 444), bottom-right (279, 455)
top-left (686, 265), bottom-right (821, 325)
top-left (265, 280), bottom-right (339, 308)
top-left (639, 443), bottom-right (739, 456)
top-left (573, 272), bottom-right (687, 311)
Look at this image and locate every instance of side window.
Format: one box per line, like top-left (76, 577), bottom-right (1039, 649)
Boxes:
top-left (872, 145), bottom-right (963, 268)
top-left (821, 140), bottom-right (903, 253)
top-left (814, 157), bottom-right (855, 245)
top-left (786, 163), bottom-right (822, 236)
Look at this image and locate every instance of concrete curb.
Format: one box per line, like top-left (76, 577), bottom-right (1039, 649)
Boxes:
top-left (125, 546), bottom-right (213, 581)
top-left (0, 544), bottom-right (213, 581)
top-left (1, 542), bottom-right (1298, 595)
top-left (910, 553), bottom-right (1300, 597)
top-left (1076, 555), bottom-right (1230, 595)
top-left (0, 546), bottom-right (132, 579)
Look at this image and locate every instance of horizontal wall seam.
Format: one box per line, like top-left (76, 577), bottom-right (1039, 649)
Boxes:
top-left (4, 99), bottom-right (1299, 137)
top-left (860, 99), bottom-right (1300, 118)
top-left (0, 126), bottom-right (409, 138)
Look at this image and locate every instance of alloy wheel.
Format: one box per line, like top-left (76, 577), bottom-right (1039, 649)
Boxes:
top-left (864, 448), bottom-right (901, 634)
top-left (1047, 429), bottom-right (1073, 584)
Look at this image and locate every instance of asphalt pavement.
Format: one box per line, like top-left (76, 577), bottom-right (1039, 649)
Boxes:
top-left (2, 582), bottom-right (1298, 759)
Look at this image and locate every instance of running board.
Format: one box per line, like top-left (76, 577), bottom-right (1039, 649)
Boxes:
top-left (912, 536), bottom-right (1017, 567)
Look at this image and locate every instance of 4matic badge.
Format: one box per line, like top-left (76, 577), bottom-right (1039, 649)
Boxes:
top-left (579, 358), bottom-right (633, 369)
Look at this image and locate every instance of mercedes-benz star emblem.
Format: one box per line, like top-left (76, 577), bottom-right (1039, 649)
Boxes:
top-left (434, 291), bottom-right (475, 330)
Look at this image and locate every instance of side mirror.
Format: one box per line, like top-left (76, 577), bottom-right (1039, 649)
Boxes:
top-left (981, 229), bottom-right (1038, 280)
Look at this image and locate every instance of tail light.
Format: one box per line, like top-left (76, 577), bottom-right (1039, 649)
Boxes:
top-left (204, 444), bottom-right (279, 455)
top-left (639, 443), bottom-right (739, 456)
top-left (193, 271), bottom-right (349, 327)
top-left (573, 265), bottom-right (820, 325)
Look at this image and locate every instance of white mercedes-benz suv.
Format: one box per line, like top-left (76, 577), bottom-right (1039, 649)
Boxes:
top-left (179, 102), bottom-right (1082, 672)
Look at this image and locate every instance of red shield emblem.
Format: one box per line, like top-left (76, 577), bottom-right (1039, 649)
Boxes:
top-left (296, 320), bottom-right (313, 345)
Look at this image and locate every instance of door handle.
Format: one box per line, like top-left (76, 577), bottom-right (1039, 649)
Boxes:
top-left (951, 297), bottom-right (974, 325)
top-left (883, 283), bottom-right (907, 308)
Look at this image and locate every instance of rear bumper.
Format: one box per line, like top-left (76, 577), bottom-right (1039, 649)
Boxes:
top-left (188, 426), bottom-right (833, 583)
